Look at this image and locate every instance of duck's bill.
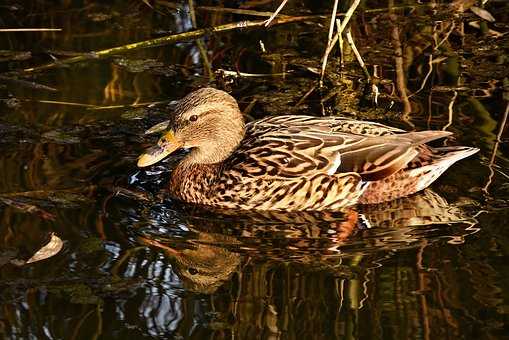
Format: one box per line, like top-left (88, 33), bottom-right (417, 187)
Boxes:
top-left (137, 236), bottom-right (180, 256)
top-left (137, 131), bottom-right (181, 167)
top-left (137, 145), bottom-right (174, 167)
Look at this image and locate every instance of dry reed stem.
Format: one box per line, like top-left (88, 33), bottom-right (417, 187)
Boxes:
top-left (320, 0), bottom-right (340, 86)
top-left (337, 19), bottom-right (344, 69)
top-left (264, 0), bottom-right (289, 27)
top-left (345, 29), bottom-right (370, 81)
top-left (322, 0), bottom-right (361, 63)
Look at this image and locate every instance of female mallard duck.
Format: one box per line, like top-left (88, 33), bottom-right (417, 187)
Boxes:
top-left (137, 88), bottom-right (478, 211)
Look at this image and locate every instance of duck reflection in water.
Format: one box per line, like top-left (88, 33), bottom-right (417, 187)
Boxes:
top-left (134, 189), bottom-right (477, 295)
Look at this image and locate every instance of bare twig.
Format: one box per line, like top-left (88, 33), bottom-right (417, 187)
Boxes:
top-left (345, 29), bottom-right (370, 81)
top-left (320, 0), bottom-right (340, 86)
top-left (322, 0), bottom-right (361, 64)
top-left (264, 0), bottom-right (289, 27)
top-left (337, 19), bottom-right (344, 69)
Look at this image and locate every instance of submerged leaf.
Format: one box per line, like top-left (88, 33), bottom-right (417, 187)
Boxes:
top-left (25, 233), bottom-right (63, 264)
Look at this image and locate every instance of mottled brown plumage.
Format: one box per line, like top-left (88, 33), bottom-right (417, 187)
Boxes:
top-left (137, 88), bottom-right (478, 211)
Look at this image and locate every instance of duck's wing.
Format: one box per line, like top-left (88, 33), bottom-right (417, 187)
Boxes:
top-left (229, 116), bottom-right (451, 181)
top-left (251, 115), bottom-right (405, 136)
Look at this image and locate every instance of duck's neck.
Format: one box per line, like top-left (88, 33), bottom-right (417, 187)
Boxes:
top-left (169, 161), bottom-right (221, 204)
top-left (185, 117), bottom-right (245, 164)
top-left (169, 111), bottom-right (245, 202)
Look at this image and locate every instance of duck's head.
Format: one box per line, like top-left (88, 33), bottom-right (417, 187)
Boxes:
top-left (137, 234), bottom-right (241, 294)
top-left (137, 88), bottom-right (245, 167)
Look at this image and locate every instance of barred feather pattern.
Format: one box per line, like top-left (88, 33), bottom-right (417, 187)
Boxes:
top-left (169, 115), bottom-right (477, 211)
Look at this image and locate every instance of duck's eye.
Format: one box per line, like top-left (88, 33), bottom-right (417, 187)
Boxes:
top-left (189, 115), bottom-right (198, 122)
top-left (188, 268), bottom-right (198, 275)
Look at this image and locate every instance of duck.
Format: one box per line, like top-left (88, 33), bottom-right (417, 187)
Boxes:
top-left (137, 87), bottom-right (478, 211)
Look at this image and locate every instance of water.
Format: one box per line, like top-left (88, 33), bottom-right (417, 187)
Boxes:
top-left (0, 1), bottom-right (508, 339)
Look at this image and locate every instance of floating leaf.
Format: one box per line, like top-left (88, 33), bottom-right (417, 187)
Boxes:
top-left (470, 6), bottom-right (495, 22)
top-left (25, 233), bottom-right (63, 264)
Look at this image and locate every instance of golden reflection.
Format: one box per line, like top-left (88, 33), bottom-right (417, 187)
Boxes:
top-left (103, 64), bottom-right (122, 104)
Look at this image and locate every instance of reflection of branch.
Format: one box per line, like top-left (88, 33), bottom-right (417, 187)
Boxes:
top-left (416, 242), bottom-right (431, 340)
top-left (442, 90), bottom-right (458, 131)
top-left (483, 102), bottom-right (509, 194)
top-left (70, 308), bottom-right (95, 340)
top-left (410, 54), bottom-right (433, 98)
top-left (193, 5), bottom-right (285, 18)
top-left (18, 15), bottom-right (319, 74)
top-left (91, 304), bottom-right (103, 340)
top-left (435, 22), bottom-right (456, 50)
top-left (188, 0), bottom-right (214, 79)
top-left (159, 2), bottom-right (435, 18)
top-left (390, 12), bottom-right (412, 120)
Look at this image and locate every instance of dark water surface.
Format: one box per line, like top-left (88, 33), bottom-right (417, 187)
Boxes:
top-left (0, 1), bottom-right (508, 339)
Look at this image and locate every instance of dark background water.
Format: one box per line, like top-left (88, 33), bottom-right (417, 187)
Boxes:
top-left (0, 1), bottom-right (508, 339)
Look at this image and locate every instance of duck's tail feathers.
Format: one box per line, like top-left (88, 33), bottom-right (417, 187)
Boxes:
top-left (432, 146), bottom-right (480, 163)
top-left (402, 130), bottom-right (453, 146)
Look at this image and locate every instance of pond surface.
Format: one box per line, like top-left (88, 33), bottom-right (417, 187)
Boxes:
top-left (0, 1), bottom-right (508, 339)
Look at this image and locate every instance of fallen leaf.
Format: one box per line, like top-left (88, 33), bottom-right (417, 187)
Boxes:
top-left (470, 6), bottom-right (495, 22)
top-left (25, 233), bottom-right (63, 264)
